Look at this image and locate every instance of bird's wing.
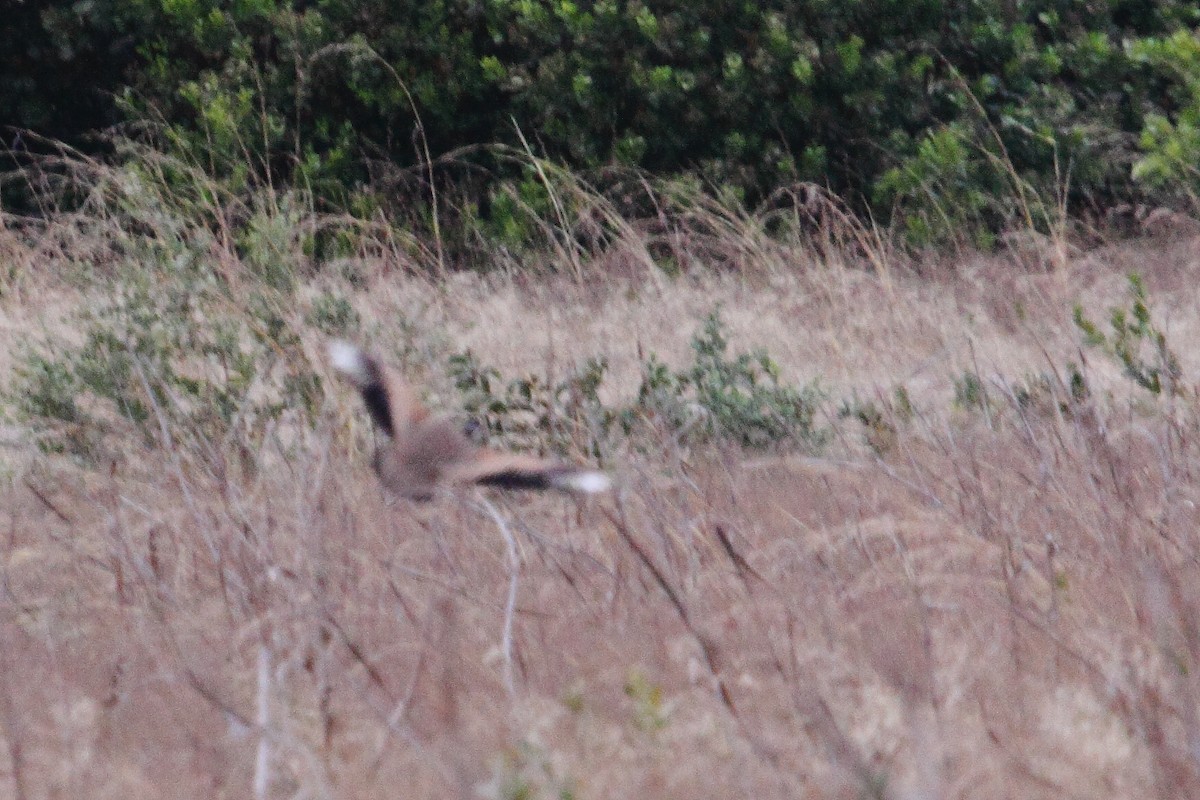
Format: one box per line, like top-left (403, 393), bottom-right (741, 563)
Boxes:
top-left (329, 340), bottom-right (430, 435)
top-left (448, 450), bottom-right (611, 494)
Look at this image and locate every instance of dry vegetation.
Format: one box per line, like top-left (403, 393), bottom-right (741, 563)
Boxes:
top-left (4, 169), bottom-right (1200, 799)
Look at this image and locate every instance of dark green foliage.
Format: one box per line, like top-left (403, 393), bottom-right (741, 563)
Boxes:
top-left (1074, 273), bottom-right (1183, 396)
top-left (0, 3), bottom-right (139, 145)
top-left (6, 0), bottom-right (1200, 239)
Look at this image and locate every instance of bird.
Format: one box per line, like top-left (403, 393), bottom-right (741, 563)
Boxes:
top-left (328, 340), bottom-right (612, 501)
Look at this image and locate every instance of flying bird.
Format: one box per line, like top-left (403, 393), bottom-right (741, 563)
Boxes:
top-left (328, 340), bottom-right (611, 501)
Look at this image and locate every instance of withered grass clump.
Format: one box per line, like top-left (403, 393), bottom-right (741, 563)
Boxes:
top-left (4, 142), bottom-right (1200, 799)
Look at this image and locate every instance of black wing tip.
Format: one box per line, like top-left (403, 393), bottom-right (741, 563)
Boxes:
top-left (329, 340), bottom-right (395, 436)
top-left (475, 469), bottom-right (555, 491)
top-left (475, 466), bottom-right (610, 494)
top-left (360, 383), bottom-right (395, 437)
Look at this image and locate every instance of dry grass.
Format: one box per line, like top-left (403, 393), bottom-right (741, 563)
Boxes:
top-left (5, 165), bottom-right (1200, 798)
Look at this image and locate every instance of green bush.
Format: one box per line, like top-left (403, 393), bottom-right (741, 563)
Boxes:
top-left (7, 0), bottom-right (1200, 242)
top-left (7, 159), bottom-right (325, 466)
top-left (1074, 273), bottom-right (1183, 397)
top-left (953, 369), bottom-right (989, 412)
top-left (12, 270), bottom-right (320, 465)
top-left (448, 350), bottom-right (612, 458)
top-left (1010, 366), bottom-right (1090, 416)
top-left (1130, 30), bottom-right (1200, 208)
top-left (450, 310), bottom-right (826, 456)
top-left (637, 310), bottom-right (826, 449)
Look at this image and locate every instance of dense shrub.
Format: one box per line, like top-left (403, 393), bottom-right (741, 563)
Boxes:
top-left (5, 1), bottom-right (1200, 241)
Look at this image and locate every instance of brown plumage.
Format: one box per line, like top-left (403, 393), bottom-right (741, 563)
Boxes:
top-left (329, 341), bottom-right (611, 501)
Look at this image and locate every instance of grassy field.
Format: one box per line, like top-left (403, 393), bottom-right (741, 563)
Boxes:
top-left (3, 165), bottom-right (1200, 798)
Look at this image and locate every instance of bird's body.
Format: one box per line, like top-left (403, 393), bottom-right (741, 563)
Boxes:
top-left (329, 341), bottom-right (611, 500)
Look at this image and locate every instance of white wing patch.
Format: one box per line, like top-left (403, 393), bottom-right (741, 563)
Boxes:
top-left (327, 340), bottom-right (372, 387)
top-left (553, 470), bottom-right (612, 494)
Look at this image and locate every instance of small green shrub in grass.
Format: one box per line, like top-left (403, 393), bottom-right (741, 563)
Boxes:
top-left (1011, 366), bottom-right (1090, 416)
top-left (953, 369), bottom-right (988, 412)
top-left (11, 269), bottom-right (320, 465)
top-left (13, 353), bottom-right (100, 458)
top-left (1074, 273), bottom-right (1183, 397)
top-left (636, 310), bottom-right (826, 449)
top-left (449, 351), bottom-right (613, 457)
top-left (452, 310), bottom-right (827, 456)
top-left (486, 739), bottom-right (578, 800)
top-left (6, 147), bottom-right (339, 467)
top-left (686, 311), bottom-right (825, 448)
top-left (307, 290), bottom-right (360, 336)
